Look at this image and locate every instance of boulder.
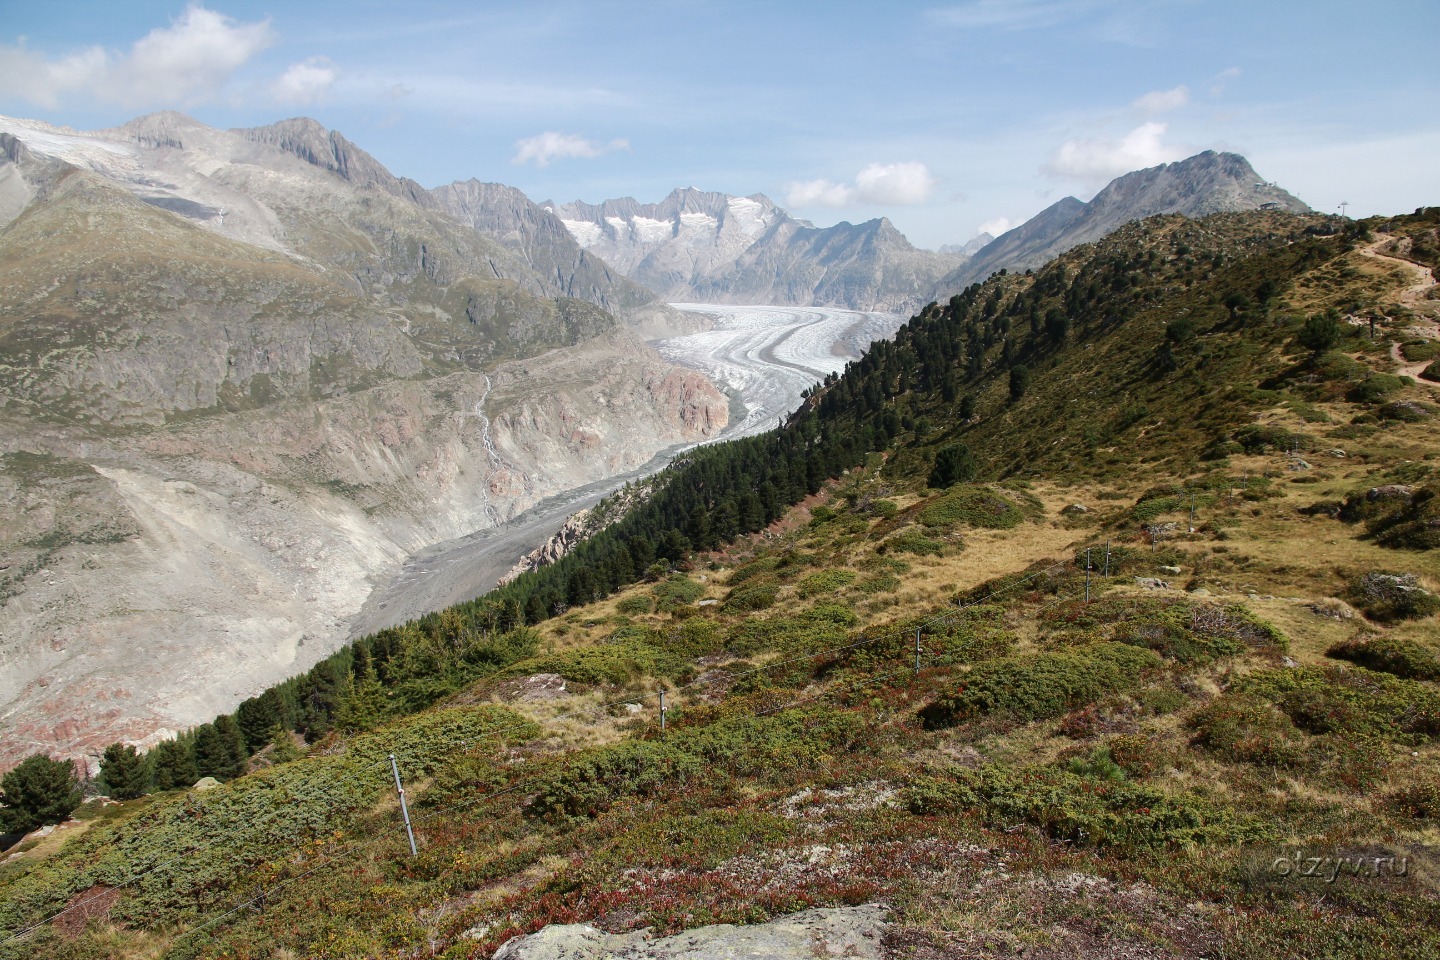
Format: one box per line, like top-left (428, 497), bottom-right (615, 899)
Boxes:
top-left (491, 904), bottom-right (888, 959)
top-left (1135, 577), bottom-right (1170, 590)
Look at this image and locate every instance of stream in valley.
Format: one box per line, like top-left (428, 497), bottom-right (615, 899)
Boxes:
top-left (347, 304), bottom-right (903, 635)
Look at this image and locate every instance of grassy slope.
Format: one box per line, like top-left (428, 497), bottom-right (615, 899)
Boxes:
top-left (3, 210), bottom-right (1440, 959)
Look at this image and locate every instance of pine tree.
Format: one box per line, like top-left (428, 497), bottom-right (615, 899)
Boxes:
top-left (150, 738), bottom-right (198, 791)
top-left (1, 754), bottom-right (83, 832)
top-left (99, 743), bottom-right (148, 800)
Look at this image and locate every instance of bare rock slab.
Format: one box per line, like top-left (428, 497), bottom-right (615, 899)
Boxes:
top-left (492, 904), bottom-right (888, 959)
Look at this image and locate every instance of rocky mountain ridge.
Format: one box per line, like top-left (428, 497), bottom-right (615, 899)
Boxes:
top-left (937, 151), bottom-right (1310, 292)
top-left (0, 112), bottom-right (729, 768)
top-left (547, 188), bottom-right (963, 313)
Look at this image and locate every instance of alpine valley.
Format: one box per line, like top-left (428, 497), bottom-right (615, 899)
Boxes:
top-left (4, 105), bottom-right (1440, 960)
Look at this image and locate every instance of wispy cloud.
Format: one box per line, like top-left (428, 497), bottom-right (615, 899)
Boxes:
top-left (512, 131), bottom-right (629, 167)
top-left (1210, 66), bottom-right (1242, 96)
top-left (1132, 84), bottom-right (1189, 115)
top-left (926, 0), bottom-right (1103, 31)
top-left (271, 58), bottom-right (337, 105)
top-left (1044, 121), bottom-right (1184, 182)
top-left (786, 162), bottom-right (937, 208)
top-left (978, 216), bottom-right (1013, 236)
top-left (0, 4), bottom-right (274, 109)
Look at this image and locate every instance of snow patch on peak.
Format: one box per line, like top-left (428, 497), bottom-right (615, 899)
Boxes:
top-left (562, 219), bottom-right (604, 247)
top-left (679, 211), bottom-right (718, 232)
top-left (0, 115), bottom-right (139, 175)
top-left (631, 216), bottom-right (672, 244)
top-left (726, 196), bottom-right (771, 237)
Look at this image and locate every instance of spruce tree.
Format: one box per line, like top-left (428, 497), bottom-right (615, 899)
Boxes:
top-left (150, 738), bottom-right (198, 790)
top-left (99, 743), bottom-right (148, 800)
top-left (1, 754), bottom-right (82, 832)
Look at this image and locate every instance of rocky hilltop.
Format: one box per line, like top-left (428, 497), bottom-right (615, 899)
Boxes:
top-left (546, 188), bottom-right (962, 313)
top-left (0, 113), bottom-right (728, 768)
top-left (937, 151), bottom-right (1310, 292)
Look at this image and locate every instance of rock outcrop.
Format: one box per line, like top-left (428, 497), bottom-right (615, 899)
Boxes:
top-left (934, 151), bottom-right (1310, 292)
top-left (489, 904), bottom-right (888, 959)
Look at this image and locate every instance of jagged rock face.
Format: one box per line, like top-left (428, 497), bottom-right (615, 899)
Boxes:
top-left (547, 188), bottom-right (961, 313)
top-left (427, 180), bottom-right (686, 336)
top-left (937, 151), bottom-right (1310, 292)
top-left (488, 904), bottom-right (888, 959)
top-left (0, 113), bottom-right (729, 769)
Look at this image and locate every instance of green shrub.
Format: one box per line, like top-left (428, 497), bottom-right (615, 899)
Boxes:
top-left (724, 579), bottom-right (780, 613)
top-left (1327, 635), bottom-right (1440, 681)
top-left (917, 486), bottom-right (1025, 529)
top-left (1348, 373), bottom-right (1405, 404)
top-left (905, 765), bottom-right (1262, 848)
top-left (855, 574), bottom-right (900, 594)
top-left (727, 556), bottom-right (781, 585)
top-left (1236, 665), bottom-right (1440, 743)
top-left (917, 642), bottom-right (1159, 728)
top-left (524, 708), bottom-right (865, 821)
top-left (1379, 400), bottom-right (1436, 422)
top-left (513, 628), bottom-right (687, 685)
top-left (1346, 571), bottom-right (1440, 622)
top-left (796, 568), bottom-right (857, 598)
top-left (885, 530), bottom-right (944, 556)
top-left (1400, 340), bottom-right (1440, 362)
top-left (1388, 773), bottom-right (1440, 818)
top-left (654, 574), bottom-right (705, 612)
top-left (1189, 694), bottom-right (1305, 766)
top-left (1066, 746), bottom-right (1128, 782)
top-left (615, 594), bottom-right (654, 615)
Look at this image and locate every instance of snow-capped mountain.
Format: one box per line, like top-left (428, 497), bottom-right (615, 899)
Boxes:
top-left (546, 188), bottom-right (962, 313)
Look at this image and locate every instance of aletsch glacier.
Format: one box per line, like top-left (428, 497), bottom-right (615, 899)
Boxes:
top-left (350, 303), bottom-right (904, 632)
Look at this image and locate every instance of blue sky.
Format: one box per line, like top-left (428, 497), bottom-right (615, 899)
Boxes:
top-left (1, 1), bottom-right (1436, 249)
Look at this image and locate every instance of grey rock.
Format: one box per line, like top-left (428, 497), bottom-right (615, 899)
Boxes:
top-left (1061, 503), bottom-right (1089, 514)
top-left (1159, 565), bottom-right (1182, 575)
top-left (1135, 577), bottom-right (1170, 590)
top-left (547, 189), bottom-right (961, 314)
top-left (1368, 484), bottom-right (1414, 501)
top-left (491, 904), bottom-right (888, 959)
top-left (933, 151), bottom-right (1310, 294)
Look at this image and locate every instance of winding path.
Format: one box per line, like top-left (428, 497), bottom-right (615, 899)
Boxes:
top-left (1357, 238), bottom-right (1438, 380)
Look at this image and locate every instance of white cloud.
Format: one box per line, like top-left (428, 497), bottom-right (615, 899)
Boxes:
top-left (785, 161), bottom-right (937, 208)
top-left (978, 217), bottom-right (1013, 236)
top-left (1132, 85), bottom-right (1188, 115)
top-left (853, 162), bottom-right (936, 204)
top-left (0, 4), bottom-right (273, 109)
top-left (271, 58), bottom-right (337, 105)
top-left (511, 131), bottom-right (629, 167)
top-left (1045, 121), bottom-right (1184, 182)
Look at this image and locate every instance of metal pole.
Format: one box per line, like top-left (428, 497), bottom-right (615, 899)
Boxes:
top-left (659, 689), bottom-right (666, 734)
top-left (914, 627), bottom-right (922, 674)
top-left (1085, 548), bottom-right (1092, 602)
top-left (1189, 494), bottom-right (1196, 533)
top-left (388, 753), bottom-right (418, 857)
top-left (1103, 541), bottom-right (1111, 578)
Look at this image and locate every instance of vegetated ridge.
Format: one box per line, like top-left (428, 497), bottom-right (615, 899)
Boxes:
top-left (3, 205), bottom-right (1438, 958)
